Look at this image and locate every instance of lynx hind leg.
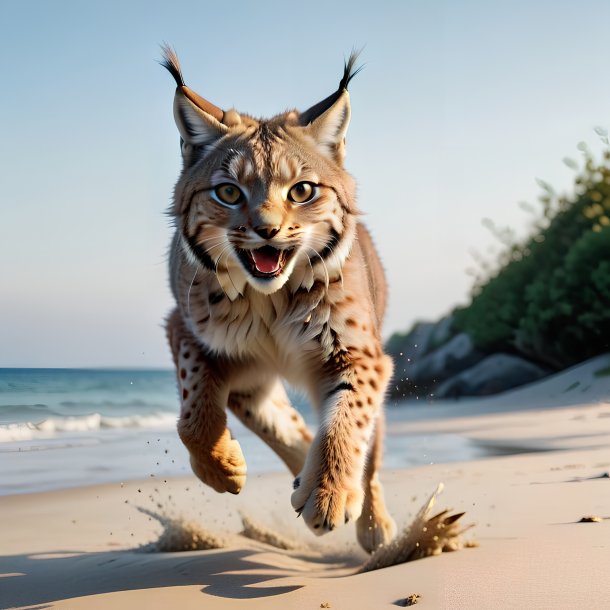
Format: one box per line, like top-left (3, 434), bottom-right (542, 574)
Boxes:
top-left (228, 380), bottom-right (313, 477)
top-left (166, 309), bottom-right (246, 494)
top-left (357, 411), bottom-right (397, 553)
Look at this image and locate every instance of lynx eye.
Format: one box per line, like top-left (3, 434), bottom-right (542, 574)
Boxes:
top-left (288, 181), bottom-right (318, 204)
top-left (212, 183), bottom-right (244, 206)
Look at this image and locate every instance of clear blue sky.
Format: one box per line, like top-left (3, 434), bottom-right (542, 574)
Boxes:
top-left (2, 0), bottom-right (610, 367)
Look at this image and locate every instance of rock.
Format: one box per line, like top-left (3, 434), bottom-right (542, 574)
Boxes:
top-left (435, 353), bottom-right (549, 398)
top-left (386, 321), bottom-right (438, 364)
top-left (428, 315), bottom-right (454, 350)
top-left (408, 333), bottom-right (485, 384)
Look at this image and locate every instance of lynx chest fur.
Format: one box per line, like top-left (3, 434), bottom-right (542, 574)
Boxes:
top-left (162, 47), bottom-right (396, 553)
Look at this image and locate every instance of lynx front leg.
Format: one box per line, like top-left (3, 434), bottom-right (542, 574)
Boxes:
top-left (228, 379), bottom-right (313, 476)
top-left (356, 411), bottom-right (397, 553)
top-left (166, 309), bottom-right (246, 494)
top-left (291, 350), bottom-right (394, 536)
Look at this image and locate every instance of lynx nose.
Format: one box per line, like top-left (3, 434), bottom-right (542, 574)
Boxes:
top-left (253, 225), bottom-right (280, 240)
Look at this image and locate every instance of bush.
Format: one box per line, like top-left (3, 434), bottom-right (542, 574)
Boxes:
top-left (453, 145), bottom-right (610, 369)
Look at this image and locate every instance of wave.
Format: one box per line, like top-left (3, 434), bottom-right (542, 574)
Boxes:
top-left (0, 412), bottom-right (177, 443)
top-left (0, 400), bottom-right (177, 424)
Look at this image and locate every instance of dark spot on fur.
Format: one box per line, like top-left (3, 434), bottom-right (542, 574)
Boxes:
top-left (356, 400), bottom-right (363, 408)
top-left (346, 318), bottom-right (357, 327)
top-left (326, 381), bottom-right (354, 399)
top-left (245, 410), bottom-right (251, 418)
top-left (369, 378), bottom-right (378, 391)
top-left (321, 227), bottom-right (341, 260)
top-left (367, 396), bottom-right (373, 406)
top-left (356, 420), bottom-right (364, 428)
top-left (209, 292), bottom-right (224, 305)
top-left (262, 427), bottom-right (269, 434)
top-left (192, 384), bottom-right (198, 392)
top-left (180, 369), bottom-right (187, 379)
top-left (183, 352), bottom-right (190, 359)
top-left (191, 366), bottom-right (200, 373)
top-left (183, 231), bottom-right (216, 271)
top-left (182, 389), bottom-right (189, 400)
top-left (183, 411), bottom-right (191, 419)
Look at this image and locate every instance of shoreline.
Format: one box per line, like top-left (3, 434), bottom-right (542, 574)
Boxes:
top-left (4, 354), bottom-right (609, 497)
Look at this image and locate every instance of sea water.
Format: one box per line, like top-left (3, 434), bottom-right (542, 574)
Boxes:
top-left (0, 369), bottom-right (483, 494)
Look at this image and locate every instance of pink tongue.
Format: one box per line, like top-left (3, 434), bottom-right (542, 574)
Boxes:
top-left (251, 249), bottom-right (281, 273)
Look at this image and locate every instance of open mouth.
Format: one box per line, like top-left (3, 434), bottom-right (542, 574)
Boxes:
top-left (237, 246), bottom-right (295, 279)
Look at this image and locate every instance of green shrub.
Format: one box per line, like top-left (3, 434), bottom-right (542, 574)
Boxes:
top-left (453, 146), bottom-right (610, 369)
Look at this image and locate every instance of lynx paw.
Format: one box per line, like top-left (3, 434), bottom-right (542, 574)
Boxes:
top-left (291, 474), bottom-right (364, 535)
top-left (356, 508), bottom-right (397, 553)
top-left (183, 428), bottom-right (247, 494)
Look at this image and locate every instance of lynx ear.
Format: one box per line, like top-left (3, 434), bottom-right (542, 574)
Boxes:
top-left (173, 92), bottom-right (229, 146)
top-left (306, 90), bottom-right (351, 161)
top-left (160, 45), bottom-right (228, 148)
top-left (299, 51), bottom-right (362, 163)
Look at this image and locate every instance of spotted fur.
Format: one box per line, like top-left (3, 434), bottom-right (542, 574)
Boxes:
top-left (162, 47), bottom-right (396, 552)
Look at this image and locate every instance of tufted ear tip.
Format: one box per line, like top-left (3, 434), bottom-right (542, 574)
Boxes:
top-left (299, 50), bottom-right (362, 127)
top-left (160, 44), bottom-right (228, 147)
top-left (159, 43), bottom-right (185, 87)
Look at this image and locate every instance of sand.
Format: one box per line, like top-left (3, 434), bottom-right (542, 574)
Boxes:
top-left (1, 360), bottom-right (609, 609)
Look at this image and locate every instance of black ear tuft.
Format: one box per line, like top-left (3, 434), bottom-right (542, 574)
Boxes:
top-left (338, 48), bottom-right (364, 92)
top-left (299, 49), bottom-right (363, 127)
top-left (159, 43), bottom-right (185, 88)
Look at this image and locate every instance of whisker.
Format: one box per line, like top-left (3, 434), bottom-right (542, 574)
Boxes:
top-left (306, 236), bottom-right (345, 289)
top-left (186, 267), bottom-right (198, 320)
top-left (213, 244), bottom-right (233, 270)
top-left (219, 248), bottom-right (241, 297)
top-left (306, 246), bottom-right (330, 289)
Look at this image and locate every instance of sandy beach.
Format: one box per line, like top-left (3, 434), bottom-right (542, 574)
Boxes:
top-left (1, 358), bottom-right (609, 610)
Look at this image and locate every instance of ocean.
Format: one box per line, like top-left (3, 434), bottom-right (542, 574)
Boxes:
top-left (0, 369), bottom-right (484, 495)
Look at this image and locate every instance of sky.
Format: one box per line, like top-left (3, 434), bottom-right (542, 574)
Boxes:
top-left (2, 0), bottom-right (610, 368)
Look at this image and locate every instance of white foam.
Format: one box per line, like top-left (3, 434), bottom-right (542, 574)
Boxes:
top-left (0, 412), bottom-right (177, 442)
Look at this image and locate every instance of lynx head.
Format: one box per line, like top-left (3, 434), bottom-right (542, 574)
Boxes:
top-left (162, 46), bottom-right (362, 297)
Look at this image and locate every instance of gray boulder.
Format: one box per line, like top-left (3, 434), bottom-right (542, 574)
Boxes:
top-left (386, 321), bottom-right (437, 364)
top-left (409, 333), bottom-right (485, 384)
top-left (428, 315), bottom-right (454, 350)
top-left (435, 353), bottom-right (549, 398)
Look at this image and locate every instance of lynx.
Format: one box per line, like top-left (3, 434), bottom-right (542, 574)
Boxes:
top-left (161, 46), bottom-right (396, 552)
